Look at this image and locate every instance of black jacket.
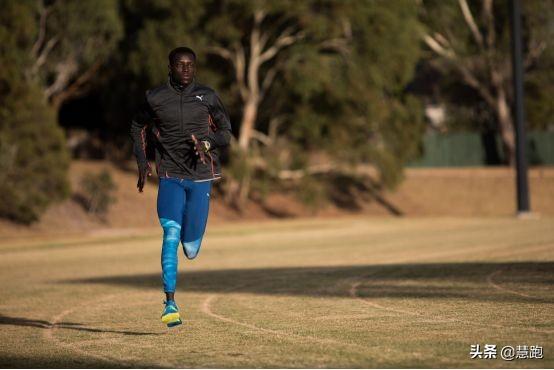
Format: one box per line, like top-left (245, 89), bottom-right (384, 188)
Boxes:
top-left (130, 76), bottom-right (232, 181)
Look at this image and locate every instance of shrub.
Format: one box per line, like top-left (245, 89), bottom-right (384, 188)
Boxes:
top-left (0, 87), bottom-right (71, 224)
top-left (79, 169), bottom-right (117, 218)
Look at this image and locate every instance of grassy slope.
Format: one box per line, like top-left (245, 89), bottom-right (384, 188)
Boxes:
top-left (0, 217), bottom-right (552, 368)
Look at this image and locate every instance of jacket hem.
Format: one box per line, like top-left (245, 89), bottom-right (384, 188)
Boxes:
top-left (159, 171), bottom-right (222, 182)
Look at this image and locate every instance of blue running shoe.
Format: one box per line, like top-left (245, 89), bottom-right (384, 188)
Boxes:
top-left (161, 300), bottom-right (182, 327)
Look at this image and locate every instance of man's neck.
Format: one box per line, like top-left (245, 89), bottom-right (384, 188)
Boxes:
top-left (169, 74), bottom-right (194, 92)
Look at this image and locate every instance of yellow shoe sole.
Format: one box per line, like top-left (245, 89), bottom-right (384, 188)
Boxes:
top-left (161, 312), bottom-right (180, 324)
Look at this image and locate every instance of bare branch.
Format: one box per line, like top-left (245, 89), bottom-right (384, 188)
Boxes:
top-left (49, 60), bottom-right (102, 107)
top-left (434, 33), bottom-right (452, 49)
top-left (259, 27), bottom-right (305, 65)
top-left (319, 18), bottom-right (352, 56)
top-left (319, 38), bottom-right (350, 55)
top-left (31, 36), bottom-right (58, 76)
top-left (205, 46), bottom-right (234, 61)
top-left (458, 0), bottom-right (484, 49)
top-left (31, 2), bottom-right (50, 56)
top-left (456, 63), bottom-right (496, 107)
top-left (423, 34), bottom-right (456, 59)
top-left (251, 130), bottom-right (272, 146)
top-left (233, 44), bottom-right (249, 101)
top-left (482, 0), bottom-right (495, 49)
top-left (44, 58), bottom-right (78, 100)
top-left (268, 116), bottom-right (284, 141)
top-left (245, 9), bottom-right (268, 98)
top-left (250, 9), bottom-right (266, 57)
top-left (254, 9), bottom-right (269, 51)
top-left (207, 45), bottom-right (249, 101)
top-left (260, 61), bottom-right (283, 100)
top-left (52, 62), bottom-right (101, 107)
top-left (253, 8), bottom-right (265, 25)
top-left (423, 34), bottom-right (495, 107)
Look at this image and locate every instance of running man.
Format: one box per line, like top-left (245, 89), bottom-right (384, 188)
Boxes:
top-left (130, 46), bottom-right (232, 327)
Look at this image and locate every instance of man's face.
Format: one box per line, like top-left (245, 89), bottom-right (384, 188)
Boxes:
top-left (169, 53), bottom-right (196, 86)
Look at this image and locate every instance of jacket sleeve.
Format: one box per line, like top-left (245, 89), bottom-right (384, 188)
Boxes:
top-left (129, 93), bottom-right (155, 166)
top-left (206, 92), bottom-right (232, 148)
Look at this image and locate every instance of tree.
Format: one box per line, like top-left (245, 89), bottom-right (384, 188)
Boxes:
top-left (203, 0), bottom-right (425, 206)
top-left (420, 0), bottom-right (553, 165)
top-left (0, 85), bottom-right (71, 224)
top-left (204, 1), bottom-right (306, 151)
top-left (27, 0), bottom-right (123, 108)
top-left (284, 1), bottom-right (425, 188)
top-left (202, 0), bottom-right (309, 205)
top-left (0, 1), bottom-right (70, 224)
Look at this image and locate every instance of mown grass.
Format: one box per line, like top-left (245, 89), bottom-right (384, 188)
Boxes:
top-left (0, 217), bottom-right (552, 368)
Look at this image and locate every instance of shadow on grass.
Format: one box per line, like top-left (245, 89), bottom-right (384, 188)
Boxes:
top-left (0, 354), bottom-right (160, 369)
top-left (0, 314), bottom-right (162, 336)
top-left (61, 261), bottom-right (554, 303)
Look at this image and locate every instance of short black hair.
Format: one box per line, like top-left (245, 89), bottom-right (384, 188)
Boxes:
top-left (168, 47), bottom-right (196, 65)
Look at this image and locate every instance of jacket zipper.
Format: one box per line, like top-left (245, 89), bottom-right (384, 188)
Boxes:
top-left (179, 92), bottom-right (183, 135)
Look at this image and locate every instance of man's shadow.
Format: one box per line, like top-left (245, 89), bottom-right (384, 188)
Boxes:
top-left (0, 314), bottom-right (161, 336)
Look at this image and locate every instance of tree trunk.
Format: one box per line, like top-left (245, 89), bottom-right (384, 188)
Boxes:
top-left (496, 88), bottom-right (516, 166)
top-left (237, 170), bottom-right (252, 207)
top-left (238, 96), bottom-right (259, 150)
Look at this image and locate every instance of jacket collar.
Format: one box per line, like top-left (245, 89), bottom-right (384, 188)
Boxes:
top-left (167, 74), bottom-right (197, 95)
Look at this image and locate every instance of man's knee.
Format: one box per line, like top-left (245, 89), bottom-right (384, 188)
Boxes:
top-left (161, 218), bottom-right (181, 245)
top-left (182, 238), bottom-right (202, 259)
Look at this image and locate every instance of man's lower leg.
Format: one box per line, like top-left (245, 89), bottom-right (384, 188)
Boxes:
top-left (165, 292), bottom-right (175, 302)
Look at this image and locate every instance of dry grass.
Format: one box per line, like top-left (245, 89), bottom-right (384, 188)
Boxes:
top-left (0, 216), bottom-right (552, 368)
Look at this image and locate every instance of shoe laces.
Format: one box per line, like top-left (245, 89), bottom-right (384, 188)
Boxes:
top-left (164, 300), bottom-right (177, 309)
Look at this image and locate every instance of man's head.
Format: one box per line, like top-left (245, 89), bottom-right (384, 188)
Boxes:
top-left (168, 47), bottom-right (197, 86)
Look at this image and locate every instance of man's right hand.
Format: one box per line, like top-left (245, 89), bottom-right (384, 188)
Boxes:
top-left (137, 161), bottom-right (152, 192)
top-left (191, 134), bottom-right (210, 164)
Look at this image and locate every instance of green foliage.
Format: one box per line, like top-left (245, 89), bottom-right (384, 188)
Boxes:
top-left (79, 169), bottom-right (117, 218)
top-left (126, 0), bottom-right (205, 84)
top-left (226, 145), bottom-right (253, 185)
top-left (34, 0), bottom-right (123, 91)
top-left (524, 0), bottom-right (554, 130)
top-left (279, 0), bottom-right (425, 189)
top-left (0, 0), bottom-right (70, 224)
top-left (0, 85), bottom-right (70, 224)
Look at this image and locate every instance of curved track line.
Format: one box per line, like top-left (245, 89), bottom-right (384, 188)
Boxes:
top-left (349, 280), bottom-right (430, 317)
top-left (311, 314), bottom-right (374, 321)
top-left (43, 294), bottom-right (131, 367)
top-left (347, 268), bottom-right (449, 320)
top-left (43, 294), bottom-right (173, 368)
top-left (350, 275), bottom-right (553, 335)
top-left (486, 269), bottom-right (546, 300)
top-left (201, 285), bottom-right (376, 353)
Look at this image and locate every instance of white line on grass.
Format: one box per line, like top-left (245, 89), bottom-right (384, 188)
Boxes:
top-left (350, 273), bottom-right (554, 335)
top-left (486, 268), bottom-right (548, 300)
top-left (43, 294), bottom-right (132, 367)
top-left (201, 283), bottom-right (381, 355)
top-left (43, 294), bottom-right (174, 368)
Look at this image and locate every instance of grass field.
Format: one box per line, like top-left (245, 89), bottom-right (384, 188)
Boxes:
top-left (0, 217), bottom-right (553, 368)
